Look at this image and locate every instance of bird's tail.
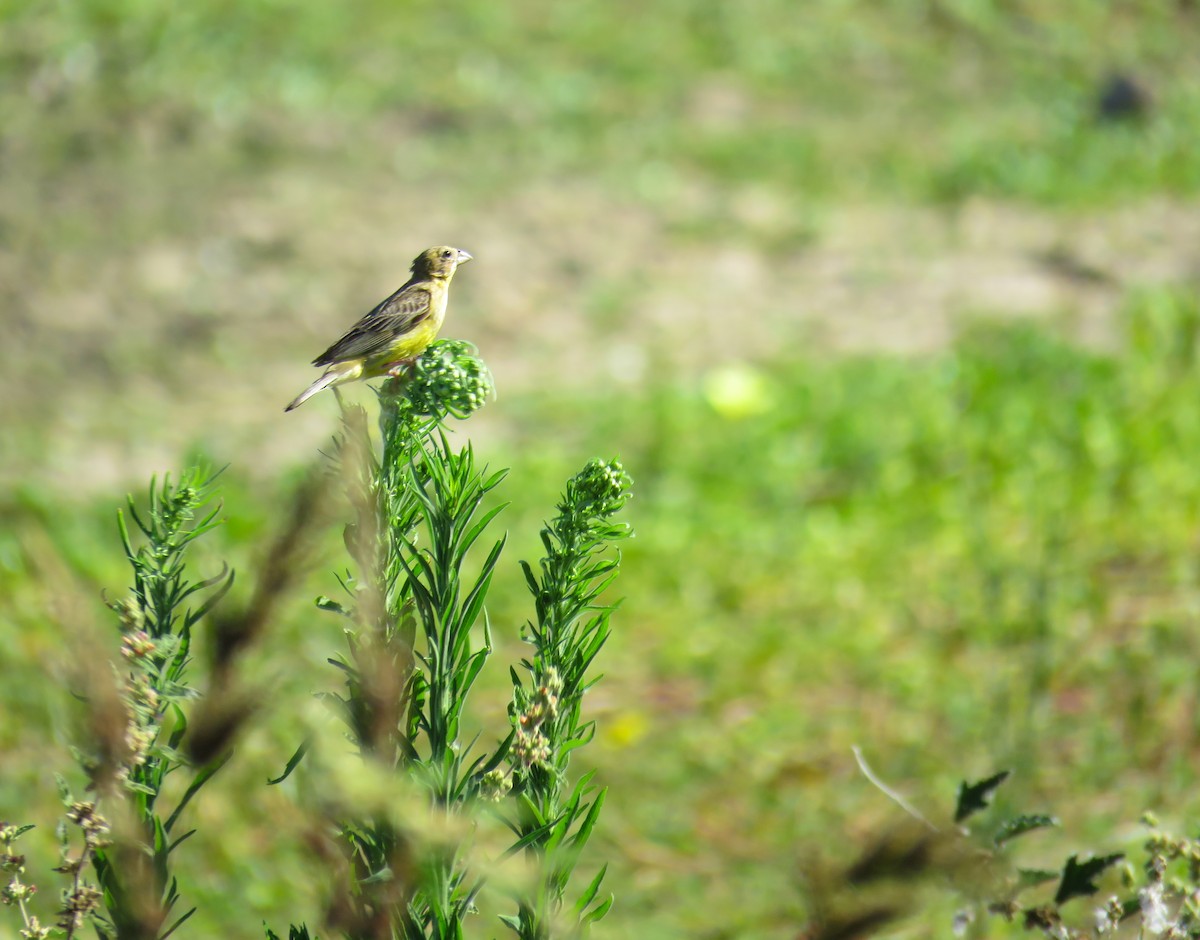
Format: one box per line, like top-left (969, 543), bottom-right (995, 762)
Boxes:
top-left (285, 363), bottom-right (361, 412)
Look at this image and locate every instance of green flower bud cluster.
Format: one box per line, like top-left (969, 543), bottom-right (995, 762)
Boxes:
top-left (384, 339), bottom-right (494, 420)
top-left (567, 459), bottom-right (632, 520)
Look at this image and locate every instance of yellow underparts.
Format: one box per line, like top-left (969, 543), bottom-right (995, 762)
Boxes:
top-left (361, 315), bottom-right (444, 378)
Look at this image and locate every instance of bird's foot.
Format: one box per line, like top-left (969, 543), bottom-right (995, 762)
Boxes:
top-left (384, 358), bottom-right (416, 377)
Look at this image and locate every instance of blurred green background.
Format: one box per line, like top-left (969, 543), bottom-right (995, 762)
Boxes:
top-left (4, 1), bottom-right (1200, 936)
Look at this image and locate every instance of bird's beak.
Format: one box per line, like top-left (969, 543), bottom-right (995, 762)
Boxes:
top-left (456, 249), bottom-right (473, 263)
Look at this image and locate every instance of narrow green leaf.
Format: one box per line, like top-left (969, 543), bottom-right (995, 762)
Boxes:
top-left (126, 499), bottom-right (152, 539)
top-left (159, 906), bottom-right (196, 940)
top-left (482, 467), bottom-right (510, 490)
top-left (475, 730), bottom-right (515, 776)
top-left (458, 649), bottom-right (489, 697)
top-left (183, 567), bottom-right (235, 628)
top-left (502, 824), bottom-right (555, 859)
top-left (545, 808), bottom-right (574, 855)
top-left (584, 895), bottom-right (614, 924)
top-left (519, 560), bottom-right (540, 596)
top-left (116, 509), bottom-right (136, 563)
top-left (459, 538), bottom-right (507, 629)
top-left (573, 864), bottom-right (608, 914)
top-left (570, 788), bottom-right (607, 850)
top-left (459, 502), bottom-right (508, 553)
top-left (152, 817), bottom-right (170, 887)
top-left (168, 829), bottom-right (196, 854)
top-left (567, 769), bottom-right (598, 803)
top-left (179, 561), bottom-right (233, 601)
top-left (166, 702), bottom-right (189, 752)
top-left (165, 750), bottom-right (233, 833)
top-left (359, 866), bottom-right (394, 885)
top-left (268, 740), bottom-right (310, 785)
top-left (325, 656), bottom-right (356, 675)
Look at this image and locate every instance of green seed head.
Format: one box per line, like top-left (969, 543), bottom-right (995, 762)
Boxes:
top-left (569, 459), bottom-right (632, 519)
top-left (383, 340), bottom-right (495, 420)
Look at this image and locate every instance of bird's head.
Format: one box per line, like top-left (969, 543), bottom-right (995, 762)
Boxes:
top-left (413, 246), bottom-right (473, 279)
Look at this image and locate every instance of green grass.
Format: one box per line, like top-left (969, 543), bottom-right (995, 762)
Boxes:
top-left (5, 1), bottom-right (1200, 206)
top-left (4, 1), bottom-right (1200, 936)
top-left (499, 289), bottom-right (1200, 934)
top-left (5, 290), bottom-right (1200, 936)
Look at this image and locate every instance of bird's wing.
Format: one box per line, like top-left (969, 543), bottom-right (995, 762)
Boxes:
top-left (313, 284), bottom-right (433, 366)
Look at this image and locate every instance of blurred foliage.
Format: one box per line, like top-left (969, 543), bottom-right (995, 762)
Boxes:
top-left (3, 0), bottom-right (1200, 204)
top-left (4, 1), bottom-right (1200, 937)
top-left (492, 287), bottom-right (1200, 934)
top-left (4, 289), bottom-right (1200, 936)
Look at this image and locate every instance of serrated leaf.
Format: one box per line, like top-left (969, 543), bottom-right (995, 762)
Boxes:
top-left (954, 770), bottom-right (1011, 822)
top-left (1054, 853), bottom-right (1124, 905)
top-left (1016, 868), bottom-right (1060, 889)
top-left (994, 814), bottom-right (1058, 845)
top-left (315, 596), bottom-right (351, 617)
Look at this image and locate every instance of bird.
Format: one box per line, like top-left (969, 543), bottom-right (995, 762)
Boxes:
top-left (285, 245), bottom-right (473, 411)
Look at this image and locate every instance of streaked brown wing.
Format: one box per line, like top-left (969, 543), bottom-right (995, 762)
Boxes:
top-left (313, 284), bottom-right (432, 366)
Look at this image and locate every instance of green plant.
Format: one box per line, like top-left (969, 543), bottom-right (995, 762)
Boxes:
top-left (952, 775), bottom-right (1200, 939)
top-left (93, 470), bottom-right (235, 940)
top-left (2, 341), bottom-right (632, 940)
top-left (1, 470), bottom-right (236, 939)
top-left (801, 765), bottom-right (1200, 939)
top-left (270, 340), bottom-right (632, 939)
top-left (500, 457), bottom-right (631, 937)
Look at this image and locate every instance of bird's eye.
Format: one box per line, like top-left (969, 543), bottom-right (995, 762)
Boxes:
top-left (442, 249), bottom-right (453, 259)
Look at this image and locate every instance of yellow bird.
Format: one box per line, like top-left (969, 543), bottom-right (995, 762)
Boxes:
top-left (285, 246), bottom-right (473, 411)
